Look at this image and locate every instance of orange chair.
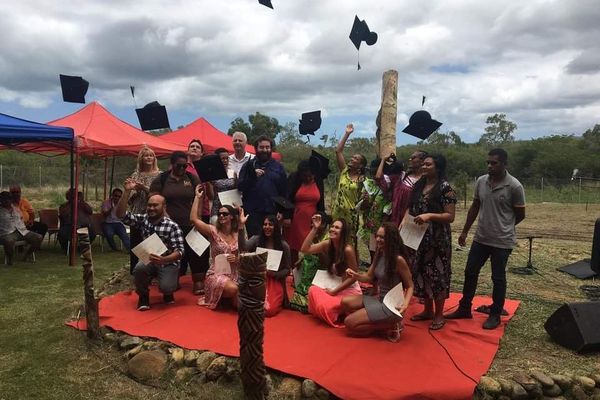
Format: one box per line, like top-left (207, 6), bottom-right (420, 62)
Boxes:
top-left (38, 209), bottom-right (59, 246)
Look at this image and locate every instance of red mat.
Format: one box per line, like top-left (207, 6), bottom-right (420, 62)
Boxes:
top-left (68, 277), bottom-right (519, 400)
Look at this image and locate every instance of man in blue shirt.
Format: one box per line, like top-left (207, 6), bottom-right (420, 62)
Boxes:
top-left (238, 135), bottom-right (287, 236)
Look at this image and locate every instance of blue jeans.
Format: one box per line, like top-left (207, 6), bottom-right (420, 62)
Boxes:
top-left (102, 222), bottom-right (130, 251)
top-left (458, 241), bottom-right (513, 315)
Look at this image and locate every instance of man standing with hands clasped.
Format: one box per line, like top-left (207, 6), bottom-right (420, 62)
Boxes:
top-left (117, 178), bottom-right (185, 311)
top-left (445, 148), bottom-right (525, 329)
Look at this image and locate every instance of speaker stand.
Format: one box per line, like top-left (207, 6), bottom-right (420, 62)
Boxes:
top-left (510, 236), bottom-right (539, 275)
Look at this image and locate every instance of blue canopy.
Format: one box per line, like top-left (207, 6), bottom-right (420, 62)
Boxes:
top-left (0, 112), bottom-right (74, 145)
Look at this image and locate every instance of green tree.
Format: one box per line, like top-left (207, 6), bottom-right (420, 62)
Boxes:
top-left (421, 130), bottom-right (464, 146)
top-left (228, 112), bottom-right (282, 145)
top-left (582, 124), bottom-right (600, 152)
top-left (227, 117), bottom-right (251, 136)
top-left (276, 122), bottom-right (303, 147)
top-left (478, 113), bottom-right (517, 146)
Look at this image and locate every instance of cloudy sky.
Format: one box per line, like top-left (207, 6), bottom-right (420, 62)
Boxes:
top-left (1, 0), bottom-right (599, 145)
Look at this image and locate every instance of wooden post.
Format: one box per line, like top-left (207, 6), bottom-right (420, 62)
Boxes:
top-left (378, 70), bottom-right (398, 158)
top-left (77, 228), bottom-right (100, 339)
top-left (237, 251), bottom-right (268, 400)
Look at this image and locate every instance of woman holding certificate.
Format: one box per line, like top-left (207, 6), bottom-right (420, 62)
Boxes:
top-left (238, 215), bottom-right (291, 317)
top-left (341, 223), bottom-right (414, 342)
top-left (191, 185), bottom-right (240, 309)
top-left (407, 154), bottom-right (456, 330)
top-left (302, 215), bottom-right (361, 327)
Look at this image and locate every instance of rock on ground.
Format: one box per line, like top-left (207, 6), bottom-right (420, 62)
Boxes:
top-left (196, 351), bottom-right (218, 372)
top-left (275, 377), bottom-right (302, 399)
top-left (128, 350), bottom-right (167, 380)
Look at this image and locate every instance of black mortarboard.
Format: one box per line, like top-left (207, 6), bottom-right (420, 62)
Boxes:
top-left (272, 196), bottom-right (294, 213)
top-left (193, 154), bottom-right (227, 182)
top-left (309, 150), bottom-right (331, 179)
top-left (402, 110), bottom-right (443, 140)
top-left (349, 15), bottom-right (378, 70)
top-left (258, 0), bottom-right (273, 9)
top-left (59, 74), bottom-right (89, 104)
top-left (136, 101), bottom-right (170, 131)
top-left (299, 110), bottom-right (322, 136)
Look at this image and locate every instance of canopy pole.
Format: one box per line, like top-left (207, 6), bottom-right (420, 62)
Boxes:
top-left (109, 156), bottom-right (116, 194)
top-left (103, 158), bottom-right (108, 200)
top-left (69, 148), bottom-right (80, 267)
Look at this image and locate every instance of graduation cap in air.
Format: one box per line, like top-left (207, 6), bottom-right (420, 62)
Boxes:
top-left (193, 154), bottom-right (228, 182)
top-left (309, 149), bottom-right (331, 179)
top-left (59, 74), bottom-right (89, 104)
top-left (402, 110), bottom-right (442, 140)
top-left (349, 15), bottom-right (378, 70)
top-left (136, 101), bottom-right (170, 131)
top-left (258, 0), bottom-right (273, 9)
top-left (299, 110), bottom-right (322, 136)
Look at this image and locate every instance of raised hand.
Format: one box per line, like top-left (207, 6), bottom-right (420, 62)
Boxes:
top-left (195, 184), bottom-right (204, 198)
top-left (311, 214), bottom-right (322, 230)
top-left (237, 205), bottom-right (249, 226)
top-left (345, 123), bottom-right (354, 135)
top-left (124, 178), bottom-right (136, 191)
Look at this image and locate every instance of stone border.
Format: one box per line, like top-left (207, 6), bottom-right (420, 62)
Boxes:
top-left (102, 328), bottom-right (332, 399)
top-left (475, 369), bottom-right (600, 400)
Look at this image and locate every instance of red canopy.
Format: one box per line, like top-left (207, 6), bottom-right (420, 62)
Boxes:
top-left (44, 102), bottom-right (186, 157)
top-left (161, 117), bottom-right (281, 160)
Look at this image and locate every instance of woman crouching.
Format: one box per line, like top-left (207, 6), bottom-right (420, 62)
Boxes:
top-left (341, 223), bottom-right (414, 341)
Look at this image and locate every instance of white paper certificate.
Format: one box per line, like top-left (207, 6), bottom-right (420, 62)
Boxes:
top-left (213, 254), bottom-right (232, 274)
top-left (186, 229), bottom-right (210, 257)
top-left (399, 214), bottom-right (429, 250)
top-left (218, 189), bottom-right (243, 207)
top-left (256, 247), bottom-right (283, 271)
top-left (383, 282), bottom-right (404, 318)
top-left (132, 233), bottom-right (168, 266)
top-left (311, 270), bottom-right (342, 290)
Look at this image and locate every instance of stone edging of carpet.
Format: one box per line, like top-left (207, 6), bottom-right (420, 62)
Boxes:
top-left (474, 369), bottom-right (600, 400)
top-left (103, 328), bottom-right (329, 399)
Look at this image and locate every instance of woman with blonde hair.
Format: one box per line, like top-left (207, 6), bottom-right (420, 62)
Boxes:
top-left (127, 146), bottom-right (161, 272)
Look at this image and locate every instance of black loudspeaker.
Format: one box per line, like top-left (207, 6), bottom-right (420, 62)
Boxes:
top-left (544, 302), bottom-right (600, 352)
top-left (591, 217), bottom-right (600, 274)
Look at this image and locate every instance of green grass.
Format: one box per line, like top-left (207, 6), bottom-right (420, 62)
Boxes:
top-left (1, 203), bottom-right (599, 399)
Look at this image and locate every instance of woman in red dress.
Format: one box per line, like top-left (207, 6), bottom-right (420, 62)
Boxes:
top-left (286, 160), bottom-right (324, 265)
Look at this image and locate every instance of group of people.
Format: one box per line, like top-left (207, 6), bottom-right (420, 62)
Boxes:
top-left (1, 122), bottom-right (526, 341)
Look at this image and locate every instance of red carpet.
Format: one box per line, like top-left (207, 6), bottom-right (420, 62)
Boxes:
top-left (68, 277), bottom-right (519, 400)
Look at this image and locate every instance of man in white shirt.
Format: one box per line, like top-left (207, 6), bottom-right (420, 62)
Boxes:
top-left (228, 131), bottom-right (254, 176)
top-left (0, 191), bottom-right (42, 265)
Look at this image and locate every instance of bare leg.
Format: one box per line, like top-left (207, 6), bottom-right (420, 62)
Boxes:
top-left (222, 280), bottom-right (239, 309)
top-left (340, 295), bottom-right (364, 315)
top-left (432, 298), bottom-right (446, 327)
top-left (410, 298), bottom-right (434, 321)
top-left (345, 308), bottom-right (396, 337)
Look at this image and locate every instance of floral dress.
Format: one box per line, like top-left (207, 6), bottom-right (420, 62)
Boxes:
top-left (200, 226), bottom-right (239, 309)
top-left (128, 170), bottom-right (161, 213)
top-left (357, 177), bottom-right (392, 249)
top-left (331, 167), bottom-right (363, 244)
top-left (409, 180), bottom-right (456, 300)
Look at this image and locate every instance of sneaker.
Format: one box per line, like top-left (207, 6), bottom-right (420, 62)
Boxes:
top-left (137, 295), bottom-right (150, 311)
top-left (163, 294), bottom-right (175, 305)
top-left (482, 314), bottom-right (501, 330)
top-left (444, 307), bottom-right (473, 319)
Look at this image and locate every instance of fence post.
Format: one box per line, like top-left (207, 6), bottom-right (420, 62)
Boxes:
top-left (579, 177), bottom-right (582, 203)
top-left (39, 165), bottom-right (42, 189)
top-left (541, 177), bottom-right (544, 203)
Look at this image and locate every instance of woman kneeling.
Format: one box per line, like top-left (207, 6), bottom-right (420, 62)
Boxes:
top-left (341, 223), bottom-right (414, 341)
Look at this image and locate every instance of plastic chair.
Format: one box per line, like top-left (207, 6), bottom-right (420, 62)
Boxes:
top-left (39, 209), bottom-right (59, 246)
top-left (90, 213), bottom-right (106, 252)
top-left (3, 240), bottom-right (35, 264)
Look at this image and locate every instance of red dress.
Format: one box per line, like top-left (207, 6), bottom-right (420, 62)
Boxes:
top-left (287, 182), bottom-right (320, 251)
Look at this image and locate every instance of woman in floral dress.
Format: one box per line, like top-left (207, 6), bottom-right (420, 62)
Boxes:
top-left (407, 154), bottom-right (456, 330)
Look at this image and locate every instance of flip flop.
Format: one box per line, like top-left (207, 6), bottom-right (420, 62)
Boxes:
top-left (410, 314), bottom-right (434, 321)
top-left (429, 320), bottom-right (446, 331)
top-left (475, 305), bottom-right (509, 316)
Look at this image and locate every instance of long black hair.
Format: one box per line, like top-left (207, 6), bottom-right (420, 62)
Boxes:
top-left (375, 223), bottom-right (405, 282)
top-left (258, 215), bottom-right (284, 250)
top-left (287, 160), bottom-right (325, 213)
top-left (409, 154), bottom-right (448, 213)
top-left (327, 218), bottom-right (351, 276)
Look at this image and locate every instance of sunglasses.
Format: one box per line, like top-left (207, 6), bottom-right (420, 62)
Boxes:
top-left (217, 212), bottom-right (231, 217)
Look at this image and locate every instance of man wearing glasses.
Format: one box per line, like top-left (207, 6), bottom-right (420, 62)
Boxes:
top-left (445, 148), bottom-right (525, 329)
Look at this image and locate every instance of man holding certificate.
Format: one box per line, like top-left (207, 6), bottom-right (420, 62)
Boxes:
top-left (117, 179), bottom-right (185, 311)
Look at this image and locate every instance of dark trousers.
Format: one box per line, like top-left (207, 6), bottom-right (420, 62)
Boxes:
top-left (58, 224), bottom-right (95, 253)
top-left (129, 226), bottom-right (142, 274)
top-left (458, 241), bottom-right (513, 315)
top-left (29, 221), bottom-right (48, 238)
top-left (179, 222), bottom-right (210, 276)
top-left (133, 261), bottom-right (179, 296)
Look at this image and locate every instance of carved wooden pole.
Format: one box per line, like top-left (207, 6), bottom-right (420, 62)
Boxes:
top-left (77, 228), bottom-right (99, 339)
top-left (237, 251), bottom-right (268, 400)
top-left (378, 70), bottom-right (398, 158)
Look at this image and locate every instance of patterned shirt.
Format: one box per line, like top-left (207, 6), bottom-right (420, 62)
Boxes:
top-left (122, 212), bottom-right (185, 267)
top-left (0, 205), bottom-right (30, 237)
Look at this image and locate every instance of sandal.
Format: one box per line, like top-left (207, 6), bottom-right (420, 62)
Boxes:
top-left (429, 320), bottom-right (446, 331)
top-left (386, 322), bottom-right (404, 343)
top-left (193, 281), bottom-right (205, 295)
top-left (410, 313), bottom-right (434, 322)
